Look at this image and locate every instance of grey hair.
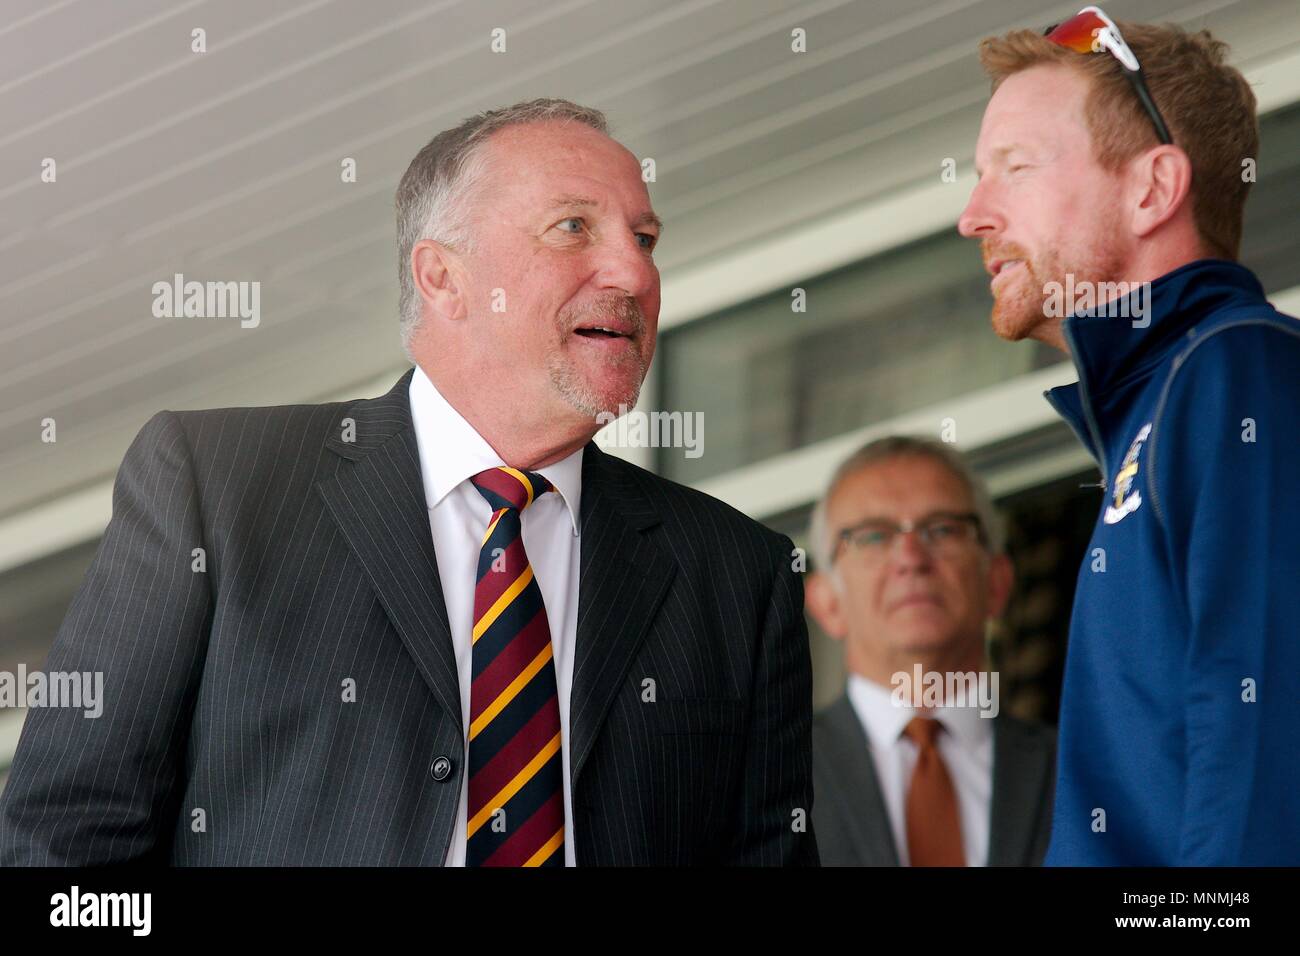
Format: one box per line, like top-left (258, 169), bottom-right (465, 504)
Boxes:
top-left (807, 435), bottom-right (1007, 572)
top-left (394, 98), bottom-right (610, 359)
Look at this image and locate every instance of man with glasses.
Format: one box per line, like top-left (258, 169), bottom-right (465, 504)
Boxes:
top-left (959, 9), bottom-right (1300, 864)
top-left (806, 436), bottom-right (1056, 867)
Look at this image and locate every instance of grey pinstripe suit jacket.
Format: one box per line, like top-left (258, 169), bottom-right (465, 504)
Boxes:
top-left (0, 368), bottom-right (818, 866)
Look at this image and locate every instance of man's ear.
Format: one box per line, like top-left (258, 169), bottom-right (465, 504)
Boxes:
top-left (985, 551), bottom-right (1015, 620)
top-left (411, 239), bottom-right (468, 323)
top-left (1130, 144), bottom-right (1194, 240)
top-left (805, 570), bottom-right (849, 641)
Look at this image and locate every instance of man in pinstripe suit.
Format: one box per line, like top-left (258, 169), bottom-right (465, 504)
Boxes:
top-left (0, 99), bottom-right (817, 866)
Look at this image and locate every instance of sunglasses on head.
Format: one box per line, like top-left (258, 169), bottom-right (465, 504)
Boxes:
top-left (1044, 5), bottom-right (1174, 146)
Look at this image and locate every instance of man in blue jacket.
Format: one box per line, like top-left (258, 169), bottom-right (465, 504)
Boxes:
top-left (958, 9), bottom-right (1300, 864)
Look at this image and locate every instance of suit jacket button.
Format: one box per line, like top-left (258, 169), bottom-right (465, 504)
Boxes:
top-left (430, 756), bottom-right (453, 781)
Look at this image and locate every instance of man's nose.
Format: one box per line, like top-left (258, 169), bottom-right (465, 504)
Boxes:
top-left (958, 179), bottom-right (1002, 239)
top-left (888, 530), bottom-right (934, 571)
top-left (595, 231), bottom-right (658, 300)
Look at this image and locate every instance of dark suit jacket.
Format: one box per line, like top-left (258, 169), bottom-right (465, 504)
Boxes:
top-left (812, 693), bottom-right (1054, 866)
top-left (0, 368), bottom-right (817, 866)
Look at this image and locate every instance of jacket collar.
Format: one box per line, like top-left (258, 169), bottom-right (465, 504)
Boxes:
top-left (1063, 258), bottom-right (1266, 399)
top-left (1044, 259), bottom-right (1269, 474)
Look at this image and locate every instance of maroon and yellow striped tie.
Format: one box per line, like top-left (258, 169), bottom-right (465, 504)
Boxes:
top-left (465, 466), bottom-right (565, 867)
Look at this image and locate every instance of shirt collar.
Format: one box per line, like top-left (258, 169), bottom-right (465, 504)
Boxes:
top-left (408, 365), bottom-right (583, 535)
top-left (846, 672), bottom-right (993, 752)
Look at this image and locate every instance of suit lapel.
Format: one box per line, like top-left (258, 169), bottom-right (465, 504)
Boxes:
top-left (316, 367), bottom-right (462, 728)
top-left (821, 695), bottom-right (900, 866)
top-left (569, 443), bottom-right (676, 787)
top-left (988, 715), bottom-right (1054, 866)
top-left (317, 385), bottom-right (678, 785)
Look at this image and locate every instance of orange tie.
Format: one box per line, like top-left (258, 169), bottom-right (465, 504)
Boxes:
top-left (903, 716), bottom-right (965, 867)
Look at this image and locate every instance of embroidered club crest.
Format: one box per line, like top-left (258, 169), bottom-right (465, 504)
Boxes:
top-left (1103, 422), bottom-right (1152, 524)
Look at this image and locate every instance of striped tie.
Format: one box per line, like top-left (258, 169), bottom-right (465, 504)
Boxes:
top-left (465, 466), bottom-right (565, 867)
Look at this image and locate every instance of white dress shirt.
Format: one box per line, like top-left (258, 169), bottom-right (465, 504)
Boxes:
top-left (407, 366), bottom-right (583, 866)
top-left (846, 673), bottom-right (993, 866)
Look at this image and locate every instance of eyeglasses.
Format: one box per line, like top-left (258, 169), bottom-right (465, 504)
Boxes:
top-left (1044, 5), bottom-right (1173, 146)
top-left (833, 512), bottom-right (986, 563)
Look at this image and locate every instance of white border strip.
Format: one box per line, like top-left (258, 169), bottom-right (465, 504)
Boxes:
top-left (695, 362), bottom-right (1080, 518)
top-left (0, 368), bottom-right (405, 574)
top-left (3, 286), bottom-right (1299, 571)
top-left (660, 173), bottom-right (974, 330)
top-left (697, 284), bottom-right (1300, 520)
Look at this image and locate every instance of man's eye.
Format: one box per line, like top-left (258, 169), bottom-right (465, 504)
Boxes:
top-left (555, 217), bottom-right (584, 234)
top-left (925, 520), bottom-right (970, 542)
top-left (636, 232), bottom-right (657, 250)
top-left (856, 529), bottom-right (891, 548)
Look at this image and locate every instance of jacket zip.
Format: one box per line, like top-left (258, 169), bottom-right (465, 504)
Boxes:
top-left (1061, 319), bottom-right (1110, 488)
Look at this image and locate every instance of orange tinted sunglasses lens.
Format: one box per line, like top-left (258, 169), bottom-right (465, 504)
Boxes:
top-left (1046, 10), bottom-right (1107, 53)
